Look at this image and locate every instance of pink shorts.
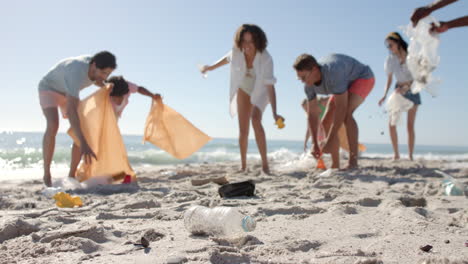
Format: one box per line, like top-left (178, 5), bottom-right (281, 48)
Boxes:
top-left (330, 78), bottom-right (375, 102)
top-left (348, 78), bottom-right (375, 99)
top-left (39, 90), bottom-right (68, 118)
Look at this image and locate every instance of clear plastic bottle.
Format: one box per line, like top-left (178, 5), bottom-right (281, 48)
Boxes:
top-left (184, 205), bottom-right (256, 237)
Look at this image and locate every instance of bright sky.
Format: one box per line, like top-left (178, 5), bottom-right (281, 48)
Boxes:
top-left (1, 0), bottom-right (467, 146)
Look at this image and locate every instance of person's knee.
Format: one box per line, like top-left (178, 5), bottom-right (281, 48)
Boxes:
top-left (238, 126), bottom-right (249, 139)
top-left (250, 112), bottom-right (262, 128)
top-left (345, 114), bottom-right (355, 125)
top-left (46, 121), bottom-right (59, 135)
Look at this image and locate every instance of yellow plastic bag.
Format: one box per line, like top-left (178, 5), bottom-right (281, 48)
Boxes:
top-left (68, 86), bottom-right (136, 183)
top-left (53, 192), bottom-right (83, 208)
top-left (144, 98), bottom-right (211, 159)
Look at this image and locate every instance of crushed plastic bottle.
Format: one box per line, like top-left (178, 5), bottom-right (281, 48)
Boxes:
top-left (184, 205), bottom-right (256, 237)
top-left (437, 170), bottom-right (466, 196)
top-left (41, 187), bottom-right (63, 198)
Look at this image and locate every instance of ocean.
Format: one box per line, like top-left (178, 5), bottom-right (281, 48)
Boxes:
top-left (1, 131), bottom-right (468, 181)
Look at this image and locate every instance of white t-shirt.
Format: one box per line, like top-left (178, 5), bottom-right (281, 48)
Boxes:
top-left (384, 54), bottom-right (413, 83)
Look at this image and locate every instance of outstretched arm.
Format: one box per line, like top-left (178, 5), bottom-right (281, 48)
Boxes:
top-left (432, 16), bottom-right (468, 33)
top-left (322, 92), bottom-right (348, 154)
top-left (201, 56), bottom-right (230, 74)
top-left (137, 86), bottom-right (161, 101)
top-left (307, 98), bottom-right (321, 158)
top-left (67, 96), bottom-right (97, 164)
top-left (379, 74), bottom-right (393, 106)
top-left (411, 0), bottom-right (458, 26)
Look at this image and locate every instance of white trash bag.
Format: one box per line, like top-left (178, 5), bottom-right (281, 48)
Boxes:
top-left (386, 91), bottom-right (414, 126)
top-left (404, 16), bottom-right (441, 96)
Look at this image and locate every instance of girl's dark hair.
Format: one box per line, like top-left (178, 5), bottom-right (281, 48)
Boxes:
top-left (108, 76), bottom-right (129, 96)
top-left (386, 32), bottom-right (408, 53)
top-left (234, 24), bottom-right (268, 52)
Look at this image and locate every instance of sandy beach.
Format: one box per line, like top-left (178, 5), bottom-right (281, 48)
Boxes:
top-left (1, 157), bottom-right (467, 264)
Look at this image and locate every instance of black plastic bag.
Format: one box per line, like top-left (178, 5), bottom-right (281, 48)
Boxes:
top-left (218, 180), bottom-right (255, 198)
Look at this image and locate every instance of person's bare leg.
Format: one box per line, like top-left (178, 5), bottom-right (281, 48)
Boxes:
top-left (407, 105), bottom-right (418, 161)
top-left (237, 89), bottom-right (253, 172)
top-left (42, 108), bottom-right (59, 187)
top-left (251, 107), bottom-right (269, 174)
top-left (68, 143), bottom-right (82, 178)
top-left (389, 124), bottom-right (400, 160)
top-left (344, 93), bottom-right (364, 169)
top-left (321, 100), bottom-right (340, 168)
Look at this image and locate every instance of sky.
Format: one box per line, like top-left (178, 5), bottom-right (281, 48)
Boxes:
top-left (0, 0), bottom-right (467, 146)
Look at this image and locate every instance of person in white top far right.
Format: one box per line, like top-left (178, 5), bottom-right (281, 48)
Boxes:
top-left (201, 24), bottom-right (284, 175)
top-left (378, 32), bottom-right (420, 161)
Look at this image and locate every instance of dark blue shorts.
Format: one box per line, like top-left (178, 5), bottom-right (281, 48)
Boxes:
top-left (402, 90), bottom-right (421, 105)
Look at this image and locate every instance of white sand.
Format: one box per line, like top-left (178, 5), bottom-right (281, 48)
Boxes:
top-left (0, 158), bottom-right (467, 264)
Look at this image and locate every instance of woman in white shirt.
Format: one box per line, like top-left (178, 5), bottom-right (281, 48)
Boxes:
top-left (378, 32), bottom-right (421, 161)
top-left (201, 24), bottom-right (283, 174)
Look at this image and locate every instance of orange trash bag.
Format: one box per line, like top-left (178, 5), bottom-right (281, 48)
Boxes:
top-left (143, 98), bottom-right (212, 159)
top-left (68, 86), bottom-right (136, 183)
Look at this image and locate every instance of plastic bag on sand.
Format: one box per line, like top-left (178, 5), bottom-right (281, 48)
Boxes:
top-left (404, 16), bottom-right (441, 96)
top-left (386, 91), bottom-right (414, 126)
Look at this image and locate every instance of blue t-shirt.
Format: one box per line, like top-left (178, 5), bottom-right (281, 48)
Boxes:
top-left (38, 55), bottom-right (93, 98)
top-left (304, 54), bottom-right (374, 100)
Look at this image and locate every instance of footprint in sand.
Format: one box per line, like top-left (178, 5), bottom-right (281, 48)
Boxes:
top-left (256, 206), bottom-right (325, 217)
top-left (142, 228), bottom-right (165, 242)
top-left (0, 218), bottom-right (40, 243)
top-left (353, 233), bottom-right (378, 239)
top-left (209, 250), bottom-right (250, 264)
top-left (285, 239), bottom-right (322, 252)
top-left (358, 198), bottom-right (382, 207)
top-left (211, 235), bottom-right (263, 249)
top-left (399, 196), bottom-right (427, 207)
top-left (414, 207), bottom-right (429, 218)
top-left (331, 204), bottom-right (359, 215)
top-left (49, 236), bottom-right (101, 254)
top-left (123, 200), bottom-right (161, 210)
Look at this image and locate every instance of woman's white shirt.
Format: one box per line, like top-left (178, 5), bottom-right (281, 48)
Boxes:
top-left (221, 47), bottom-right (276, 117)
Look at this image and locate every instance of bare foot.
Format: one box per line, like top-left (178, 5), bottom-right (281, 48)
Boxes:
top-left (43, 173), bottom-right (52, 187)
top-left (344, 164), bottom-right (359, 170)
top-left (236, 168), bottom-right (249, 174)
top-left (261, 167), bottom-right (272, 176)
top-left (409, 155), bottom-right (414, 161)
top-left (393, 154), bottom-right (400, 161)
